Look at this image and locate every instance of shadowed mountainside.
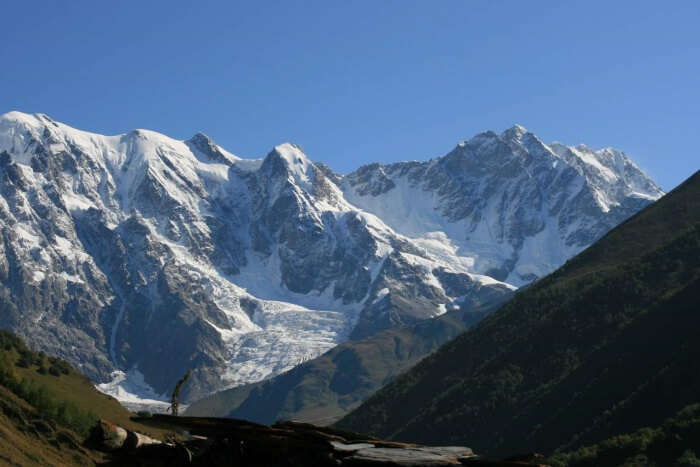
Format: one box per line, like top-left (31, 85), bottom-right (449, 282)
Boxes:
top-left (336, 171), bottom-right (700, 457)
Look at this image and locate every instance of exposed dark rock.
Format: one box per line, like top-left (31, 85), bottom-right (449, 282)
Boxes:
top-left (95, 416), bottom-right (549, 466)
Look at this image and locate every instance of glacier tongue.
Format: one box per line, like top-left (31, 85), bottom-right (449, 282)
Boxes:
top-left (0, 112), bottom-right (662, 405)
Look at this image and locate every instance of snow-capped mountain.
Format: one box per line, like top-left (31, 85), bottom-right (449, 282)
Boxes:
top-left (0, 112), bottom-right (662, 404)
top-left (343, 125), bottom-right (662, 288)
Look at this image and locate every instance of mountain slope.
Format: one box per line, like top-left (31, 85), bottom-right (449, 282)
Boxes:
top-left (336, 170), bottom-right (700, 457)
top-left (0, 330), bottom-right (176, 466)
top-left (185, 296), bottom-right (510, 424)
top-left (548, 403), bottom-right (700, 467)
top-left (0, 384), bottom-right (97, 466)
top-left (0, 111), bottom-right (661, 405)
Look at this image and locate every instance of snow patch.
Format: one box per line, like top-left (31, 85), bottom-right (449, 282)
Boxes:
top-left (373, 288), bottom-right (390, 304)
top-left (96, 369), bottom-right (171, 412)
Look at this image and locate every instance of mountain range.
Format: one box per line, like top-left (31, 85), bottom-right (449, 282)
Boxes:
top-left (0, 111), bottom-right (662, 404)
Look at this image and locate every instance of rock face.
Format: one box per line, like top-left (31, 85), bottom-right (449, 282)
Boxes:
top-left (0, 112), bottom-right (662, 403)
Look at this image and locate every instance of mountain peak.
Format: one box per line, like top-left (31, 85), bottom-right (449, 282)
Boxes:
top-left (268, 143), bottom-right (312, 173)
top-left (189, 131), bottom-right (213, 143)
top-left (272, 142), bottom-right (308, 162)
top-left (261, 143), bottom-right (315, 190)
top-left (0, 110), bottom-right (45, 130)
top-left (0, 112), bottom-right (63, 132)
top-left (501, 124), bottom-right (528, 140)
top-left (186, 132), bottom-right (238, 165)
top-left (1, 110), bottom-right (35, 121)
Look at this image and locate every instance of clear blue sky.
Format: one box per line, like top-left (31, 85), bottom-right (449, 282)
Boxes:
top-left (1, 1), bottom-right (697, 190)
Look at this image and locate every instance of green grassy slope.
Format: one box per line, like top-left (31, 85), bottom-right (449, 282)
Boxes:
top-left (336, 171), bottom-right (700, 457)
top-left (0, 330), bottom-right (177, 466)
top-left (186, 300), bottom-right (508, 425)
top-left (0, 384), bottom-right (100, 467)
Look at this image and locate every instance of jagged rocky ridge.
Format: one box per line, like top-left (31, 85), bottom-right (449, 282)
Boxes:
top-left (0, 112), bottom-right (662, 404)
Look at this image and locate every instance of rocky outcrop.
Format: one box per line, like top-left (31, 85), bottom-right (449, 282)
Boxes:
top-left (95, 416), bottom-right (547, 466)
